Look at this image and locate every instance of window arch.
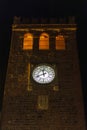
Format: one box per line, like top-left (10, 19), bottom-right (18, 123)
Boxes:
top-left (56, 35), bottom-right (65, 50)
top-left (39, 33), bottom-right (49, 50)
top-left (23, 33), bottom-right (33, 50)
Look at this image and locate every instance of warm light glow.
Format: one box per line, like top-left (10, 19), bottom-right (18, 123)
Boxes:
top-left (39, 33), bottom-right (49, 50)
top-left (38, 95), bottom-right (48, 110)
top-left (56, 35), bottom-right (65, 50)
top-left (23, 33), bottom-right (33, 50)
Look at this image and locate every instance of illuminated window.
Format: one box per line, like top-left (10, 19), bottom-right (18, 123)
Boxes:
top-left (23, 33), bottom-right (33, 50)
top-left (38, 95), bottom-right (48, 110)
top-left (39, 33), bottom-right (49, 50)
top-left (56, 35), bottom-right (65, 50)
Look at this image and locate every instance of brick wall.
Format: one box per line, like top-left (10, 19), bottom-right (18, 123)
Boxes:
top-left (1, 24), bottom-right (86, 130)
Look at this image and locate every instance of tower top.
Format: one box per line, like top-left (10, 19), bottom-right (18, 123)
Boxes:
top-left (13, 16), bottom-right (76, 24)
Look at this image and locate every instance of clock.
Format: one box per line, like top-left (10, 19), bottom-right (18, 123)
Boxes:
top-left (32, 64), bottom-right (55, 84)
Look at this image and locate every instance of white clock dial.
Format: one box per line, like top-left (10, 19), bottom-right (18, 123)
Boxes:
top-left (32, 65), bottom-right (55, 84)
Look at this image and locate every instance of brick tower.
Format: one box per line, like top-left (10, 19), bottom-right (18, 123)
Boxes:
top-left (1, 17), bottom-right (86, 130)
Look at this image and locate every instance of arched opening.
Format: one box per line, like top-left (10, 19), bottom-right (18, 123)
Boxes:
top-left (23, 33), bottom-right (33, 50)
top-left (56, 35), bottom-right (65, 50)
top-left (39, 33), bottom-right (49, 50)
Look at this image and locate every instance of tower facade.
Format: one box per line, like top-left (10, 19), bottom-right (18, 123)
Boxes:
top-left (1, 17), bottom-right (86, 130)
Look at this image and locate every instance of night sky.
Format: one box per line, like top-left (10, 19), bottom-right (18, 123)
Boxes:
top-left (0, 0), bottom-right (87, 122)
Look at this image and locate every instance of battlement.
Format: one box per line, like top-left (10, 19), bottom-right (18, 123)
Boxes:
top-left (13, 16), bottom-right (76, 24)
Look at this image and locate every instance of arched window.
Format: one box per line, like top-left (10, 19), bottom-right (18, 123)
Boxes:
top-left (39, 33), bottom-right (49, 50)
top-left (23, 33), bottom-right (33, 50)
top-left (56, 35), bottom-right (65, 50)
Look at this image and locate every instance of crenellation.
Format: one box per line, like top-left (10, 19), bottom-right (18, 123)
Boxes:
top-left (13, 16), bottom-right (76, 24)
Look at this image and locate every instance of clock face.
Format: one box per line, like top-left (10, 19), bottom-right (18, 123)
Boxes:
top-left (32, 65), bottom-right (55, 84)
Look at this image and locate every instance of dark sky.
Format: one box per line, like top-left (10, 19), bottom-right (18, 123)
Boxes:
top-left (0, 0), bottom-right (87, 121)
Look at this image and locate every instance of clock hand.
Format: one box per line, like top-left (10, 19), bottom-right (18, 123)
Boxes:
top-left (43, 72), bottom-right (47, 76)
top-left (42, 69), bottom-right (47, 76)
top-left (36, 72), bottom-right (46, 77)
top-left (42, 69), bottom-right (45, 73)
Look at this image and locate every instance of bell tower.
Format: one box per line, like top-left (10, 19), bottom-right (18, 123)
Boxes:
top-left (1, 17), bottom-right (86, 130)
